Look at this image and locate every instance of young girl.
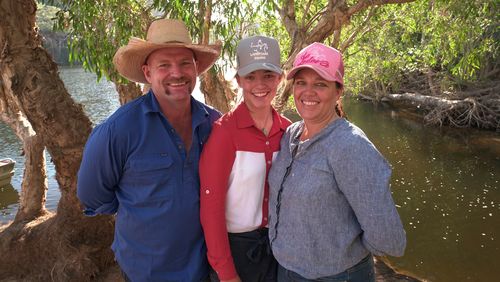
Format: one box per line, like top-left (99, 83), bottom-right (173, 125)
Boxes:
top-left (200, 36), bottom-right (291, 282)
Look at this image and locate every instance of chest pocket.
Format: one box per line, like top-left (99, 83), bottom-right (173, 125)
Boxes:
top-left (122, 154), bottom-right (175, 200)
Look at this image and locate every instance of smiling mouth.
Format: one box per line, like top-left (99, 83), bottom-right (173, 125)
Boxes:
top-left (167, 81), bottom-right (188, 87)
top-left (301, 100), bottom-right (318, 106)
top-left (253, 91), bottom-right (269, 97)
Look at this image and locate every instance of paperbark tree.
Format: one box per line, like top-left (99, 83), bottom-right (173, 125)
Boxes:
top-left (0, 87), bottom-right (46, 222)
top-left (0, 1), bottom-right (114, 280)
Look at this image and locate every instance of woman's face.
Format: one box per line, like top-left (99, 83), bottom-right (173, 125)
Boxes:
top-left (292, 68), bottom-right (342, 125)
top-left (236, 70), bottom-right (282, 112)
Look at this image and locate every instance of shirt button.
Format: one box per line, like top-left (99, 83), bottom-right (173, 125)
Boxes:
top-left (205, 189), bottom-right (210, 194)
top-left (264, 217), bottom-right (268, 221)
top-left (265, 141), bottom-right (270, 145)
top-left (264, 198), bottom-right (268, 202)
top-left (267, 160), bottom-right (271, 165)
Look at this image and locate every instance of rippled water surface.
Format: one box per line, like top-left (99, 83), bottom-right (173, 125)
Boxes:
top-left (342, 99), bottom-right (499, 282)
top-left (1, 67), bottom-right (498, 281)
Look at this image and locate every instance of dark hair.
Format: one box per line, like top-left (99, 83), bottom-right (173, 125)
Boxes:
top-left (334, 82), bottom-right (347, 118)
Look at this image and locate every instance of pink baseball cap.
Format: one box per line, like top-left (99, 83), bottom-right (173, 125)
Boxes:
top-left (286, 42), bottom-right (344, 85)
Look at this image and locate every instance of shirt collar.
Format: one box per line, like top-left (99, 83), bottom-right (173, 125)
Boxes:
top-left (235, 102), bottom-right (288, 133)
top-left (291, 118), bottom-right (345, 145)
top-left (141, 90), bottom-right (161, 114)
top-left (141, 90), bottom-right (210, 126)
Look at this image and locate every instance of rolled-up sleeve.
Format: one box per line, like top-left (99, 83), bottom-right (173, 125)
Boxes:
top-left (77, 123), bottom-right (122, 215)
top-left (335, 136), bottom-right (406, 257)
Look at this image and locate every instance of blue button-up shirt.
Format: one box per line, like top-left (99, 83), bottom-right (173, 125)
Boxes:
top-left (77, 90), bottom-right (220, 281)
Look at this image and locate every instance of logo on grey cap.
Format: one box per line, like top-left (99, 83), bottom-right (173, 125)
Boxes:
top-left (237, 35), bottom-right (283, 76)
top-left (250, 40), bottom-right (269, 60)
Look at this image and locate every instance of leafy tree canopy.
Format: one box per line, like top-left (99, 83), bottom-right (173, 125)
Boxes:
top-left (41, 0), bottom-right (497, 100)
top-left (344, 0), bottom-right (498, 95)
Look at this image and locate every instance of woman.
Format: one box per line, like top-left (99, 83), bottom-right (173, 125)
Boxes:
top-left (200, 36), bottom-right (291, 282)
top-left (268, 42), bottom-right (406, 282)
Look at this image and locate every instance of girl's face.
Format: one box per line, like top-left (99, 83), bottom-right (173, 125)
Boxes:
top-left (237, 70), bottom-right (282, 112)
top-left (292, 68), bottom-right (342, 125)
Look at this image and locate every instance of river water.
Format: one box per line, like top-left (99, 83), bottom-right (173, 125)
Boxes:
top-left (0, 67), bottom-right (498, 281)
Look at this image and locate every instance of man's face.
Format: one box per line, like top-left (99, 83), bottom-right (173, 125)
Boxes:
top-left (142, 47), bottom-right (198, 106)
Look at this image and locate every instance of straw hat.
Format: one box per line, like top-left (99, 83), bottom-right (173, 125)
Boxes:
top-left (113, 19), bottom-right (221, 83)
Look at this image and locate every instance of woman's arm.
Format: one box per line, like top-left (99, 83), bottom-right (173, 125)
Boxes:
top-left (335, 133), bottom-right (406, 257)
top-left (199, 124), bottom-right (239, 280)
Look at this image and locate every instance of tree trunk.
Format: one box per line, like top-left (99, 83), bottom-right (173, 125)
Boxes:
top-left (0, 1), bottom-right (114, 280)
top-left (115, 81), bottom-right (143, 105)
top-left (15, 133), bottom-right (47, 221)
top-left (0, 72), bottom-right (48, 222)
top-left (200, 69), bottom-right (235, 113)
top-left (198, 0), bottom-right (233, 113)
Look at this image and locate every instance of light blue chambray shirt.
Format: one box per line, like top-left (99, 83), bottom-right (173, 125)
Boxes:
top-left (77, 90), bottom-right (220, 281)
top-left (269, 118), bottom-right (406, 279)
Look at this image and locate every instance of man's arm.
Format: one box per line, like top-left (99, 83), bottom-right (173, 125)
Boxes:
top-left (77, 124), bottom-right (122, 215)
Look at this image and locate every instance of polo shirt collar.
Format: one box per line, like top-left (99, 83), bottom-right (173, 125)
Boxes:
top-left (235, 101), bottom-right (288, 133)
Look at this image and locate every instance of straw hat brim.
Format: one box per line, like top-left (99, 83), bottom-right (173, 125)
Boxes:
top-left (113, 37), bottom-right (221, 84)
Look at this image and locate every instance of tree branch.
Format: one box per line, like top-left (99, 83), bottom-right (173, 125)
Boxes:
top-left (347, 0), bottom-right (415, 17)
top-left (278, 0), bottom-right (299, 41)
top-left (301, 0), bottom-right (315, 27)
top-left (340, 6), bottom-right (377, 51)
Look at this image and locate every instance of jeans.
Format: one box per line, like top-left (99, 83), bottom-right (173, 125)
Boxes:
top-left (277, 255), bottom-right (374, 282)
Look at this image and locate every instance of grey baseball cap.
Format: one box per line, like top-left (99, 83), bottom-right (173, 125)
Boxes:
top-left (236, 35), bottom-right (283, 76)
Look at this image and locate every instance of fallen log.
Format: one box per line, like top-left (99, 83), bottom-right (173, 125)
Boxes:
top-left (357, 92), bottom-right (499, 130)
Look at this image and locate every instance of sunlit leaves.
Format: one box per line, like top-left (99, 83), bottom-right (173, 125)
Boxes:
top-left (344, 0), bottom-right (498, 95)
top-left (42, 0), bottom-right (495, 101)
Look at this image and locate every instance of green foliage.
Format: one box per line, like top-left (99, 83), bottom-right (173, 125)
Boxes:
top-left (53, 0), bottom-right (150, 82)
top-left (242, 1), bottom-right (291, 63)
top-left (46, 0), bottom-right (496, 98)
top-left (36, 2), bottom-right (60, 31)
top-left (344, 0), bottom-right (499, 95)
top-left (51, 0), bottom-right (259, 82)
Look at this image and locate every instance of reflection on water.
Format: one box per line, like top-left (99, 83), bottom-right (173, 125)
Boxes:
top-left (0, 68), bottom-right (498, 281)
top-left (0, 184), bottom-right (19, 219)
top-left (0, 66), bottom-right (120, 223)
top-left (343, 98), bottom-right (499, 282)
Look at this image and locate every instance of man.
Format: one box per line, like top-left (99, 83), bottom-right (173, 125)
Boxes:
top-left (77, 19), bottom-right (221, 281)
